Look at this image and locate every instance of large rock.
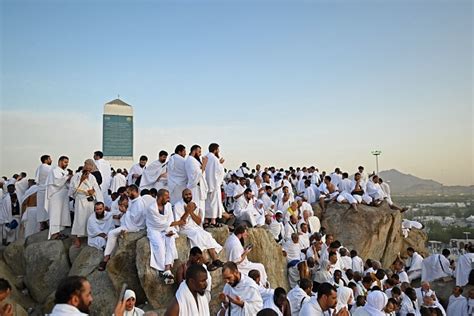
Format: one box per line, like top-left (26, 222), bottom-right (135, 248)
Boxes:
top-left (3, 239), bottom-right (26, 276)
top-left (24, 240), bottom-right (70, 303)
top-left (107, 231), bottom-right (147, 304)
top-left (400, 228), bottom-right (429, 258)
top-left (87, 270), bottom-right (118, 316)
top-left (136, 232), bottom-right (229, 313)
top-left (0, 259), bottom-right (36, 313)
top-left (320, 201), bottom-right (406, 267)
top-left (69, 246), bottom-right (104, 277)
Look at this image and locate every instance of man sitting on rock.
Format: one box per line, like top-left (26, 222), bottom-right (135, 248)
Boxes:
top-left (405, 247), bottom-right (423, 282)
top-left (318, 176), bottom-right (339, 213)
top-left (174, 189), bottom-right (224, 271)
top-left (86, 202), bottom-right (114, 251)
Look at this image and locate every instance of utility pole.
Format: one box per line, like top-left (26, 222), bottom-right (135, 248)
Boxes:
top-left (371, 150), bottom-right (382, 174)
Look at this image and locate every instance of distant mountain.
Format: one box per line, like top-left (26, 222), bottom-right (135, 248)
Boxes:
top-left (378, 169), bottom-right (473, 196)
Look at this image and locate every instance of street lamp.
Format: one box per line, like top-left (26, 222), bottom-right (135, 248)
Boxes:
top-left (371, 150), bottom-right (382, 174)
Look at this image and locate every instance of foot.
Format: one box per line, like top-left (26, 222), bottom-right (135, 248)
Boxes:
top-left (161, 270), bottom-right (175, 285)
top-left (73, 239), bottom-right (81, 248)
top-left (212, 259), bottom-right (224, 268)
top-left (98, 261), bottom-right (108, 271)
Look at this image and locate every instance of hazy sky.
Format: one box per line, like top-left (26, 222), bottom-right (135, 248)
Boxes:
top-left (1, 0), bottom-right (472, 186)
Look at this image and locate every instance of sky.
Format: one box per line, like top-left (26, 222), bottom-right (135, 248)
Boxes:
top-left (0, 0), bottom-right (472, 186)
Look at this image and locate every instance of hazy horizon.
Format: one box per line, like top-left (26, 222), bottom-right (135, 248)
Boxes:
top-left (1, 0), bottom-right (472, 186)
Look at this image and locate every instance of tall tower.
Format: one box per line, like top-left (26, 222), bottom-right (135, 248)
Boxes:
top-left (102, 98), bottom-right (134, 168)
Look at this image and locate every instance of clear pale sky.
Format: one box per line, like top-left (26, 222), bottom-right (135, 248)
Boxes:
top-left (1, 0), bottom-right (472, 186)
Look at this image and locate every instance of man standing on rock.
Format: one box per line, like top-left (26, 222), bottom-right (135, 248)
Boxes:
top-left (35, 154), bottom-right (52, 231)
top-left (45, 156), bottom-right (72, 240)
top-left (164, 264), bottom-right (210, 316)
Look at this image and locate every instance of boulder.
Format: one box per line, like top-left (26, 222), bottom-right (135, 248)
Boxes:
top-left (3, 239), bottom-right (26, 276)
top-left (68, 246), bottom-right (104, 277)
top-left (320, 201), bottom-right (406, 267)
top-left (400, 228), bottom-right (429, 258)
top-left (24, 240), bottom-right (70, 303)
top-left (0, 259), bottom-right (36, 312)
top-left (85, 270), bottom-right (118, 316)
top-left (68, 242), bottom-right (88, 266)
top-left (106, 231), bottom-right (147, 304)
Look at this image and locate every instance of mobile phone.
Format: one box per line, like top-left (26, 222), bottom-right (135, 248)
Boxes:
top-left (245, 244), bottom-right (253, 250)
top-left (118, 283), bottom-right (128, 303)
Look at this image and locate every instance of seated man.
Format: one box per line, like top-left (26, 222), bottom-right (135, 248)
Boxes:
top-left (350, 173), bottom-right (372, 205)
top-left (176, 247), bottom-right (212, 301)
top-left (406, 247), bottom-right (423, 281)
top-left (415, 281), bottom-right (438, 308)
top-left (174, 189), bottom-right (224, 270)
top-left (283, 215), bottom-right (299, 241)
top-left (318, 176), bottom-right (339, 213)
top-left (249, 269), bottom-right (274, 302)
top-left (336, 172), bottom-right (358, 211)
top-left (224, 225), bottom-right (268, 285)
top-left (264, 211), bottom-right (284, 243)
top-left (99, 185), bottom-right (147, 271)
top-left (298, 209), bottom-right (320, 235)
top-left (282, 233), bottom-right (304, 288)
top-left (87, 202), bottom-right (114, 250)
top-left (147, 189), bottom-right (183, 284)
top-left (234, 188), bottom-right (260, 227)
top-left (218, 262), bottom-right (263, 316)
top-left (165, 264), bottom-right (210, 316)
top-left (287, 278), bottom-right (312, 316)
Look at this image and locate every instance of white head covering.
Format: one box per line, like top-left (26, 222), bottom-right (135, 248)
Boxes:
top-left (364, 290), bottom-right (388, 316)
top-left (124, 289), bottom-right (136, 302)
top-left (336, 286), bottom-right (353, 312)
top-left (314, 260), bottom-right (332, 284)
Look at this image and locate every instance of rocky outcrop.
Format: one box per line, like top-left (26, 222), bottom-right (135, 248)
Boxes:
top-left (68, 246), bottom-right (104, 277)
top-left (3, 239), bottom-right (26, 276)
top-left (317, 201), bottom-right (428, 267)
top-left (401, 228), bottom-right (429, 258)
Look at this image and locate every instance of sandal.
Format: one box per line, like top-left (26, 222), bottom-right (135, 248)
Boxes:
top-left (203, 223), bottom-right (210, 229)
top-left (98, 261), bottom-right (107, 271)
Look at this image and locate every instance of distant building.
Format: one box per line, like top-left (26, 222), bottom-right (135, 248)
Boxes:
top-left (102, 98), bottom-right (134, 168)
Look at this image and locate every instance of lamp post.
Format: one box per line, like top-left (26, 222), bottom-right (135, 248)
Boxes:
top-left (371, 150), bottom-right (382, 174)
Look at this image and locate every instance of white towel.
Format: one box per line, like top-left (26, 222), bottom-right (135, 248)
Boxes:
top-left (175, 281), bottom-right (210, 316)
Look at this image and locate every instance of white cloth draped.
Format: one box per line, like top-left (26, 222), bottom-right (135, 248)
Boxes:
top-left (127, 163), bottom-right (146, 186)
top-left (287, 286), bottom-right (310, 316)
top-left (447, 295), bottom-right (468, 316)
top-left (87, 212), bottom-right (114, 250)
top-left (95, 158), bottom-right (112, 196)
top-left (167, 154), bottom-right (188, 205)
top-left (224, 233), bottom-right (268, 285)
top-left (175, 280), bottom-right (210, 316)
top-left (173, 200), bottom-right (222, 253)
top-left (121, 196), bottom-right (147, 231)
top-left (204, 152), bottom-right (225, 219)
top-left (140, 160), bottom-right (168, 191)
top-left (45, 166), bottom-right (71, 238)
top-left (69, 172), bottom-right (104, 237)
top-left (35, 163), bottom-right (52, 223)
top-left (299, 296), bottom-right (325, 316)
top-left (146, 202), bottom-right (178, 271)
top-left (222, 273), bottom-right (263, 316)
top-left (421, 254), bottom-right (453, 282)
top-left (48, 304), bottom-right (88, 316)
top-left (110, 173), bottom-right (127, 193)
top-left (185, 156), bottom-right (208, 210)
top-left (456, 252), bottom-right (474, 286)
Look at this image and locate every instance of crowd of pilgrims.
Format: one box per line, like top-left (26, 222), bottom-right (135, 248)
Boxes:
top-left (0, 143), bottom-right (473, 316)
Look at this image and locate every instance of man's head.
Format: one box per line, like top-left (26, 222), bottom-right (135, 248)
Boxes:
top-left (291, 233), bottom-right (299, 244)
top-left (452, 286), bottom-right (463, 297)
top-left (139, 155), bottom-right (148, 167)
top-left (317, 282), bottom-right (338, 311)
top-left (407, 247), bottom-right (415, 257)
top-left (275, 211), bottom-right (283, 222)
top-left (190, 145), bottom-right (202, 158)
top-left (469, 288), bottom-right (474, 299)
top-left (118, 196), bottom-right (129, 213)
top-left (329, 251), bottom-right (338, 264)
top-left (350, 249), bottom-right (358, 258)
top-left (362, 276), bottom-right (373, 290)
top-left (124, 290), bottom-right (137, 312)
top-left (208, 143), bottom-right (220, 156)
top-left (289, 215), bottom-right (298, 225)
top-left (58, 156), bottom-right (69, 169)
top-left (93, 151), bottom-right (103, 160)
top-left (405, 287), bottom-right (417, 301)
top-left (157, 189), bottom-right (170, 206)
top-left (333, 270), bottom-right (342, 282)
top-left (442, 248), bottom-right (450, 258)
top-left (300, 223), bottom-right (308, 233)
top-left (174, 144), bottom-right (186, 157)
top-left (324, 176), bottom-right (331, 185)
top-left (182, 188), bottom-right (193, 204)
top-left (234, 225), bottom-right (248, 239)
top-left (83, 159), bottom-right (95, 173)
top-left (127, 185), bottom-right (140, 199)
top-left (94, 202), bottom-right (105, 219)
top-left (299, 278), bottom-right (313, 295)
top-left (248, 269), bottom-right (261, 285)
top-left (189, 247), bottom-right (204, 265)
top-left (422, 295), bottom-right (434, 306)
top-left (273, 287), bottom-right (287, 309)
top-left (325, 234), bottom-right (334, 245)
top-left (158, 150), bottom-right (168, 163)
top-left (186, 264), bottom-right (208, 296)
top-left (385, 298), bottom-right (397, 313)
top-left (420, 281), bottom-right (431, 291)
top-left (7, 184), bottom-right (15, 194)
top-left (243, 188), bottom-right (253, 201)
top-left (222, 262), bottom-right (241, 287)
top-left (54, 276), bottom-right (92, 314)
top-left (0, 278), bottom-right (11, 303)
top-left (41, 154), bottom-right (52, 165)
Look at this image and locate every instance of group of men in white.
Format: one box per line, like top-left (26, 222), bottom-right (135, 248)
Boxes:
top-left (1, 143), bottom-right (473, 316)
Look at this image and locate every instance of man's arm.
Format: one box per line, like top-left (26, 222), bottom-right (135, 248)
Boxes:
top-left (164, 297), bottom-right (179, 316)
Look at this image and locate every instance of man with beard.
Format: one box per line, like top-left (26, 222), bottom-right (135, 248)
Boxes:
top-left (185, 145), bottom-right (208, 211)
top-left (35, 154), bottom-right (52, 230)
top-left (86, 202), bottom-right (114, 250)
top-left (49, 276), bottom-right (93, 315)
top-left (147, 189), bottom-right (184, 284)
top-left (218, 262), bottom-right (263, 316)
top-left (165, 264), bottom-right (210, 316)
top-left (127, 155), bottom-right (148, 186)
top-left (204, 143), bottom-right (226, 227)
top-left (140, 151), bottom-right (168, 191)
top-left (299, 282), bottom-right (346, 316)
top-left (174, 189), bottom-right (224, 271)
top-left (167, 145), bottom-right (188, 205)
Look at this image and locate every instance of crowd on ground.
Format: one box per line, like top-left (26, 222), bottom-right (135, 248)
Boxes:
top-left (0, 143), bottom-right (472, 315)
